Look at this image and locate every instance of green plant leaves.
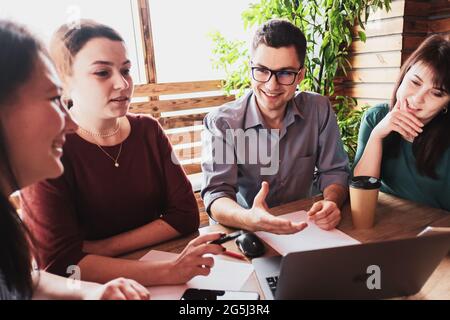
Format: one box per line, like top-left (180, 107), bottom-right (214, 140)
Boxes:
top-left (358, 30), bottom-right (367, 42)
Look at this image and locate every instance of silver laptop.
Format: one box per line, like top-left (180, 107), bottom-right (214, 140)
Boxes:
top-left (253, 232), bottom-right (450, 299)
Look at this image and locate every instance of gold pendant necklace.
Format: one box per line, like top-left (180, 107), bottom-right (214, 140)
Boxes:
top-left (77, 118), bottom-right (124, 168)
top-left (96, 143), bottom-right (123, 168)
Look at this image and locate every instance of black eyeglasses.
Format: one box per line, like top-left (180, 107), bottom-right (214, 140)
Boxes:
top-left (250, 63), bottom-right (302, 86)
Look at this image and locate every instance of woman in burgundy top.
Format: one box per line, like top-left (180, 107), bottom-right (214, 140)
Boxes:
top-left (21, 20), bottom-right (224, 286)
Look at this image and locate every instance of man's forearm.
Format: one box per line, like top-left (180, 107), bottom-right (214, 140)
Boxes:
top-left (210, 197), bottom-right (250, 230)
top-left (323, 184), bottom-right (348, 208)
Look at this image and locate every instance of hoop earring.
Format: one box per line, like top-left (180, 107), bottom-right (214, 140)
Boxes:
top-left (444, 107), bottom-right (448, 115)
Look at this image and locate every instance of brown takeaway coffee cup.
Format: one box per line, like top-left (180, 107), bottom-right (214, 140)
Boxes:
top-left (349, 176), bottom-right (381, 229)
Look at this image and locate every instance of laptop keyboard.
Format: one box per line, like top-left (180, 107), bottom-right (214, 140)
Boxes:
top-left (266, 276), bottom-right (279, 295)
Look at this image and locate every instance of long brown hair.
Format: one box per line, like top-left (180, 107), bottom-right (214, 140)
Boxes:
top-left (384, 34), bottom-right (450, 179)
top-left (0, 20), bottom-right (45, 298)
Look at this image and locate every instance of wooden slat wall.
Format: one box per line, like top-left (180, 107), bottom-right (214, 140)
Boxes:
top-left (130, 80), bottom-right (234, 175)
top-left (134, 80), bottom-right (223, 97)
top-left (402, 0), bottom-right (450, 62)
top-left (195, 192), bottom-right (209, 227)
top-left (347, 0), bottom-right (450, 106)
top-left (347, 0), bottom-right (405, 107)
top-left (130, 95), bottom-right (233, 114)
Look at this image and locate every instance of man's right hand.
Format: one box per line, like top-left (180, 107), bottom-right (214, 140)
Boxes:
top-left (244, 182), bottom-right (308, 234)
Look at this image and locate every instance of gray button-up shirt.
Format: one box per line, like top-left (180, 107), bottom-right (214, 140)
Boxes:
top-left (201, 91), bottom-right (349, 214)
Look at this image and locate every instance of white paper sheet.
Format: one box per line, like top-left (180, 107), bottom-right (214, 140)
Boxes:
top-left (256, 210), bottom-right (360, 256)
top-left (140, 250), bottom-right (254, 300)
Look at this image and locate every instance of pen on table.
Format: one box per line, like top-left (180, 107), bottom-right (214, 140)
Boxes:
top-left (209, 230), bottom-right (245, 245)
top-left (222, 250), bottom-right (246, 260)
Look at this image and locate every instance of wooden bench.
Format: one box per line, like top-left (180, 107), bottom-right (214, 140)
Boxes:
top-left (130, 80), bottom-right (235, 226)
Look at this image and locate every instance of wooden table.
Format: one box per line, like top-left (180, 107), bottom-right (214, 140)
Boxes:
top-left (123, 192), bottom-right (450, 299)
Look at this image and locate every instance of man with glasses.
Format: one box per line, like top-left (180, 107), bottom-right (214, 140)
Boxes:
top-left (201, 19), bottom-right (349, 234)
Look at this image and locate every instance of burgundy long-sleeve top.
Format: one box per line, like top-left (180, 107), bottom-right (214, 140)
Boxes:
top-left (21, 114), bottom-right (199, 276)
